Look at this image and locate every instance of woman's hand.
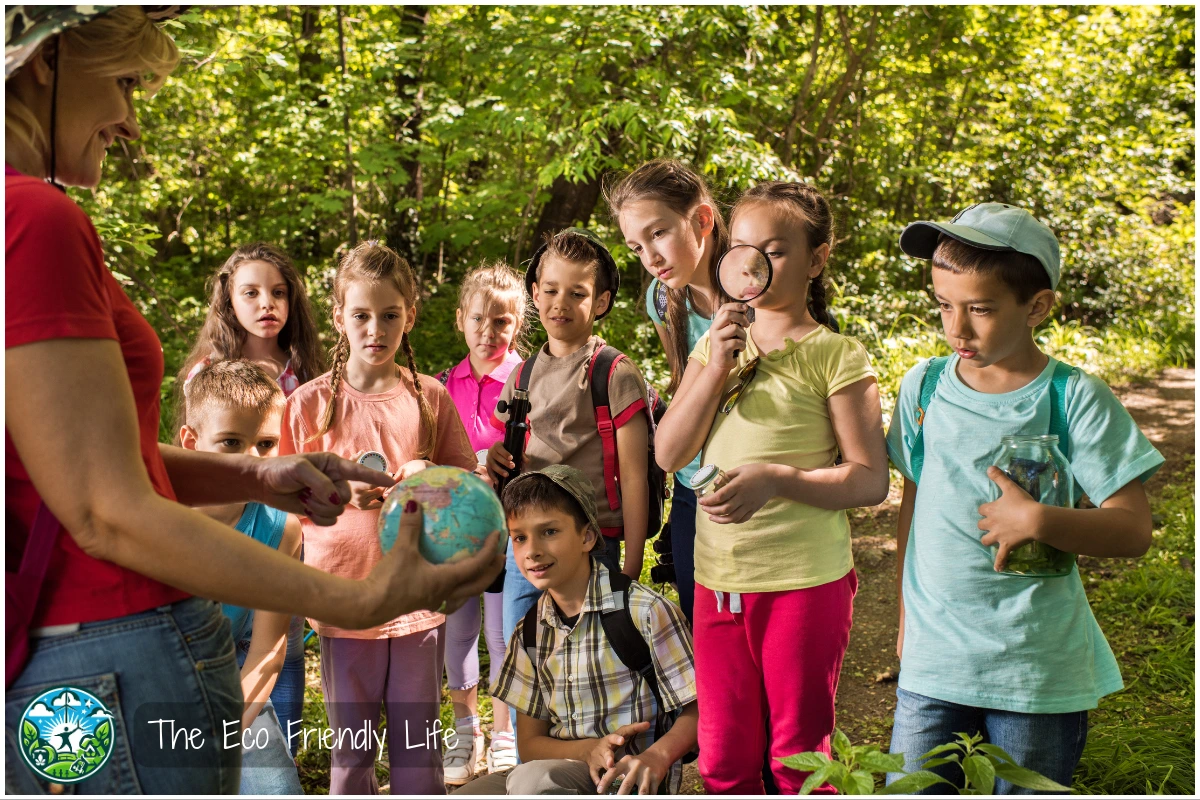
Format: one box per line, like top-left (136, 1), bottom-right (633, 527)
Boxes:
top-left (704, 302), bottom-right (750, 374)
top-left (362, 501), bottom-right (505, 622)
top-left (697, 463), bottom-right (777, 524)
top-left (254, 452), bottom-right (394, 525)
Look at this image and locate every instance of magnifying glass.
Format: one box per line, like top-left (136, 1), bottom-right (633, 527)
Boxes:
top-left (715, 245), bottom-right (773, 358)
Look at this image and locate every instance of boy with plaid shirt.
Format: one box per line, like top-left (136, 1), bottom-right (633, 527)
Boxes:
top-left (455, 465), bottom-right (698, 795)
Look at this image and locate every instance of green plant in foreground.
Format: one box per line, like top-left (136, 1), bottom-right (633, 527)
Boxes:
top-left (779, 729), bottom-right (1072, 795)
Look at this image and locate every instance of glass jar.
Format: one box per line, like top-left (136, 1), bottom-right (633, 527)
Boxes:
top-left (991, 434), bottom-right (1076, 577)
top-left (690, 464), bottom-right (728, 498)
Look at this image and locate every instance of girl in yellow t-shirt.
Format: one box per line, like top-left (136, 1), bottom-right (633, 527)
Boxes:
top-left (655, 181), bottom-right (889, 795)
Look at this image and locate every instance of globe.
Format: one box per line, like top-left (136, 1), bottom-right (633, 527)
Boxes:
top-left (378, 466), bottom-right (507, 564)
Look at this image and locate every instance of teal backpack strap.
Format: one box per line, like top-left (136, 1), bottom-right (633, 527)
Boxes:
top-left (1047, 361), bottom-right (1075, 459)
top-left (909, 356), bottom-right (952, 485)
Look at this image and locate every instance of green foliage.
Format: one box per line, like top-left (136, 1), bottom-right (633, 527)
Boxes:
top-left (1073, 466), bottom-right (1195, 795)
top-left (780, 728), bottom-right (1071, 794)
top-left (59, 5), bottom-right (1189, 441)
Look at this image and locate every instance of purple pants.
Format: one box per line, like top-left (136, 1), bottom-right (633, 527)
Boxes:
top-left (444, 593), bottom-right (506, 691)
top-left (319, 626), bottom-right (447, 795)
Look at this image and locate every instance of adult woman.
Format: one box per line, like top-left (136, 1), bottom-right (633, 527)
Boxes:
top-left (5, 7), bottom-right (503, 793)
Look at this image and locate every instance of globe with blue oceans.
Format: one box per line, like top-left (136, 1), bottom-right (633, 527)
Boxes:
top-left (378, 466), bottom-right (507, 564)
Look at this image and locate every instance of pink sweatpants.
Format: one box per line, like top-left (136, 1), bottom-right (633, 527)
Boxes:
top-left (694, 571), bottom-right (857, 795)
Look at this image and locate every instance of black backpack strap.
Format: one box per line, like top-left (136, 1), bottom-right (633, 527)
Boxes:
top-left (589, 345), bottom-right (626, 513)
top-left (436, 369), bottom-right (450, 386)
top-left (521, 598), bottom-right (540, 666)
top-left (599, 569), bottom-right (662, 711)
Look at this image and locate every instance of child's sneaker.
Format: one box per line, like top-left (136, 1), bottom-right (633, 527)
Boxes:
top-left (486, 730), bottom-right (518, 774)
top-left (443, 719), bottom-right (484, 786)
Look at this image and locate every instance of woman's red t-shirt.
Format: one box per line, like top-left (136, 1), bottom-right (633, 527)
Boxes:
top-left (5, 166), bottom-right (190, 626)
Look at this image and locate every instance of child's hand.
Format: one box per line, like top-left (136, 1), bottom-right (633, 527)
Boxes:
top-left (705, 303), bottom-right (750, 373)
top-left (395, 459), bottom-right (435, 482)
top-left (698, 463), bottom-right (776, 524)
top-left (473, 463), bottom-right (496, 487)
top-left (585, 721), bottom-right (651, 788)
top-left (487, 441), bottom-right (515, 480)
top-left (595, 745), bottom-right (672, 795)
top-left (348, 481), bottom-right (385, 510)
top-left (978, 466), bottom-right (1047, 571)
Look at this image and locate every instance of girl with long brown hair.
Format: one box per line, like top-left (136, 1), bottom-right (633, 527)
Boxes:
top-left (605, 159), bottom-right (728, 625)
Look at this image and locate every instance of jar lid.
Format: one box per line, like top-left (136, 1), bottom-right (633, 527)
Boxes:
top-left (358, 451), bottom-right (389, 473)
top-left (690, 464), bottom-right (721, 490)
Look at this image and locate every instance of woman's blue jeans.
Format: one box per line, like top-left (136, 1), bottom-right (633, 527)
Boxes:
top-left (5, 597), bottom-right (243, 794)
top-left (887, 687), bottom-right (1088, 794)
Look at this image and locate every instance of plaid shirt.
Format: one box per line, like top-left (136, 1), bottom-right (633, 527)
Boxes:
top-left (492, 561), bottom-right (697, 793)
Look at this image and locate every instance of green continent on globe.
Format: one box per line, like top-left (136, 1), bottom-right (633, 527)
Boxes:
top-left (377, 466), bottom-right (507, 564)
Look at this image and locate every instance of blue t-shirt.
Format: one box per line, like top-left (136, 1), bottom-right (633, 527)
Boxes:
top-left (645, 278), bottom-right (712, 486)
top-left (886, 355), bottom-right (1163, 714)
top-left (221, 502), bottom-right (289, 645)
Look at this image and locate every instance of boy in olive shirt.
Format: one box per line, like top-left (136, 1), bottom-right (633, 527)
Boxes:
top-left (486, 229), bottom-right (654, 651)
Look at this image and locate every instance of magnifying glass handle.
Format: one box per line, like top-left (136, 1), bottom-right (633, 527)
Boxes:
top-left (730, 307), bottom-right (754, 360)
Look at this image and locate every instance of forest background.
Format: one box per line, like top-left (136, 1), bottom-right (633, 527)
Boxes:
top-left (73, 4), bottom-right (1194, 794)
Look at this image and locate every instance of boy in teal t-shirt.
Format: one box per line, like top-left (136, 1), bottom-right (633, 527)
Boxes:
top-left (885, 203), bottom-right (1163, 793)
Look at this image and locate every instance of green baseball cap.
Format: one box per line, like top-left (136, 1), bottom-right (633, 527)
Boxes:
top-left (899, 202), bottom-right (1061, 289)
top-left (504, 464), bottom-right (602, 536)
top-left (525, 228), bottom-right (621, 320)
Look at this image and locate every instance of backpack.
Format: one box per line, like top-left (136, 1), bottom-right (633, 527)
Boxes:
top-left (435, 369), bottom-right (450, 386)
top-left (6, 503), bottom-right (60, 688)
top-left (909, 356), bottom-right (1076, 485)
top-left (513, 343), bottom-right (670, 539)
top-left (521, 566), bottom-right (698, 773)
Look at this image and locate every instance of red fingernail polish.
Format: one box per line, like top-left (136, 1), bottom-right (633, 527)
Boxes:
top-left (404, 500), bottom-right (418, 513)
top-left (329, 492), bottom-right (340, 504)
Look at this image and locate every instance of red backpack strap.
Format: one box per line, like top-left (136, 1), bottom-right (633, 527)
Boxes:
top-left (588, 345), bottom-right (626, 512)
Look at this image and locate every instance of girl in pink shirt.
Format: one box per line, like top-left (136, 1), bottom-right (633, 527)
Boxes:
top-left (280, 241), bottom-right (476, 795)
top-left (435, 262), bottom-right (527, 783)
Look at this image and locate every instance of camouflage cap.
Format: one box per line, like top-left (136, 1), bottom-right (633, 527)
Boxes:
top-left (505, 464), bottom-right (602, 536)
top-left (6, 6), bottom-right (187, 79)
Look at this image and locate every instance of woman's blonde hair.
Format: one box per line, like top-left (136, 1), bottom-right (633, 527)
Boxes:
top-left (6, 6), bottom-right (180, 165)
top-left (457, 260), bottom-right (530, 356)
top-left (308, 242), bottom-right (437, 458)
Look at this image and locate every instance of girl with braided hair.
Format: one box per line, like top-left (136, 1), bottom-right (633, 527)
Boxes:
top-left (279, 240), bottom-right (479, 794)
top-left (655, 181), bottom-right (890, 794)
